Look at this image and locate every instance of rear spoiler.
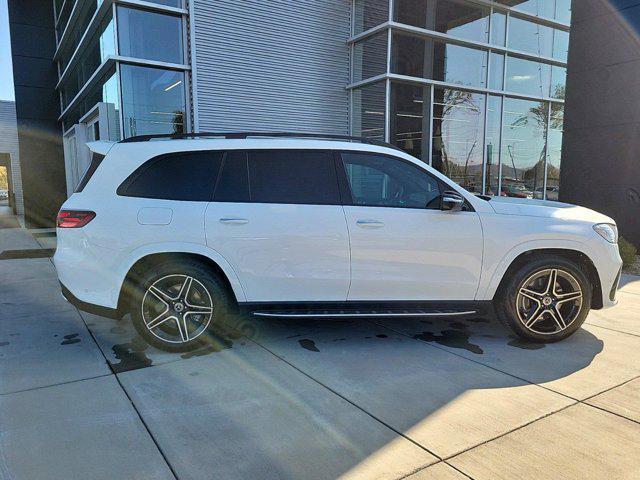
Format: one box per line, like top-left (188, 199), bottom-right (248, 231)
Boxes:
top-left (86, 140), bottom-right (116, 156)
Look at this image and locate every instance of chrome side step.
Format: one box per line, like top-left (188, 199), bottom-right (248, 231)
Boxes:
top-left (252, 310), bottom-right (477, 319)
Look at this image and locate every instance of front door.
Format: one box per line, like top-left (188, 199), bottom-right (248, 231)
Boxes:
top-left (337, 151), bottom-right (483, 301)
top-left (204, 149), bottom-right (350, 302)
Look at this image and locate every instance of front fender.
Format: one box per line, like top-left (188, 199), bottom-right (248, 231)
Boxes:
top-left (477, 238), bottom-right (595, 301)
top-left (111, 242), bottom-right (247, 307)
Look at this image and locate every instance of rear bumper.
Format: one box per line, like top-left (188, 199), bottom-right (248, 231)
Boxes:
top-left (60, 283), bottom-right (120, 319)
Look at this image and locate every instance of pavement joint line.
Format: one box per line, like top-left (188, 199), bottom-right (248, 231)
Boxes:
top-left (371, 319), bottom-right (581, 403)
top-left (584, 321), bottom-right (640, 339)
top-left (72, 304), bottom-right (180, 480)
top-left (378, 320), bottom-right (640, 458)
top-left (243, 331), bottom-right (445, 463)
top-left (396, 460), bottom-right (476, 480)
top-left (582, 400), bottom-right (640, 427)
top-left (0, 372), bottom-right (113, 397)
top-left (441, 401), bottom-right (579, 462)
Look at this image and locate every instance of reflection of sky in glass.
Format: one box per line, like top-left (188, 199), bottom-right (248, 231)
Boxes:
top-left (505, 56), bottom-right (551, 97)
top-left (443, 44), bottom-right (487, 88)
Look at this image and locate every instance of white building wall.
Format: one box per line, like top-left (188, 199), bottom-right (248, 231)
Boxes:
top-left (0, 100), bottom-right (23, 215)
top-left (192, 0), bottom-right (351, 135)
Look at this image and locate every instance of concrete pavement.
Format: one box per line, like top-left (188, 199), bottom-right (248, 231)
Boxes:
top-left (1, 227), bottom-right (639, 479)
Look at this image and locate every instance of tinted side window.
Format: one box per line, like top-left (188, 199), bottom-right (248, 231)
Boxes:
top-left (248, 150), bottom-right (340, 205)
top-left (119, 151), bottom-right (222, 201)
top-left (214, 151), bottom-right (250, 202)
top-left (341, 153), bottom-right (441, 209)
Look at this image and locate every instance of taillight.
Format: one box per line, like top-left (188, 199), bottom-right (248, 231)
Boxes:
top-left (57, 210), bottom-right (96, 228)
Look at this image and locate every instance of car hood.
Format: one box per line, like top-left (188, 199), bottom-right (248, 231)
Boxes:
top-left (487, 197), bottom-right (616, 224)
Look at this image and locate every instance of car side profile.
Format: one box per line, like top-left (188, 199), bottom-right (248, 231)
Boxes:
top-left (54, 133), bottom-right (623, 352)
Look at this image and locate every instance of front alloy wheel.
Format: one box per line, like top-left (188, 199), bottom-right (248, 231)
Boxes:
top-left (496, 255), bottom-right (592, 343)
top-left (516, 268), bottom-right (583, 335)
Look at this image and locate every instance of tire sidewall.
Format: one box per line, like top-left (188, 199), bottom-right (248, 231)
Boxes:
top-left (498, 256), bottom-right (592, 343)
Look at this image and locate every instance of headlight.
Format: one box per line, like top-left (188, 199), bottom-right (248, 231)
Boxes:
top-left (593, 223), bottom-right (618, 244)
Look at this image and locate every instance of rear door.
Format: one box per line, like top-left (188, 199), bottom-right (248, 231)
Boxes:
top-left (337, 151), bottom-right (483, 301)
top-left (204, 149), bottom-right (350, 302)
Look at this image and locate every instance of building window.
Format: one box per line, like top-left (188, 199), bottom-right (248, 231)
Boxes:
top-left (505, 56), bottom-right (551, 97)
top-left (390, 82), bottom-right (429, 162)
top-left (350, 0), bottom-right (569, 200)
top-left (117, 7), bottom-right (184, 64)
top-left (392, 33), bottom-right (488, 89)
top-left (60, 14), bottom-right (116, 109)
top-left (353, 0), bottom-right (389, 34)
top-left (501, 97), bottom-right (548, 199)
top-left (394, 0), bottom-right (490, 43)
top-left (431, 88), bottom-right (485, 193)
top-left (546, 105), bottom-right (564, 201)
top-left (352, 32), bottom-right (388, 83)
top-left (352, 82), bottom-right (386, 140)
top-left (120, 65), bottom-right (186, 138)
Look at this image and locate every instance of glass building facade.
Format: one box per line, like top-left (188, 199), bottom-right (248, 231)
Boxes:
top-left (53, 0), bottom-right (188, 140)
top-left (350, 0), bottom-right (570, 200)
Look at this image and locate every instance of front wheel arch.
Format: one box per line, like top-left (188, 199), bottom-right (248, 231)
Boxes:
top-left (494, 249), bottom-right (602, 310)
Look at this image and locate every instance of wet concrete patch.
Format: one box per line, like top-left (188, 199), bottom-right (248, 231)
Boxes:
top-left (450, 322), bottom-right (468, 330)
top-left (0, 341), bottom-right (9, 347)
top-left (0, 248), bottom-right (55, 260)
top-left (465, 318), bottom-right (491, 323)
top-left (181, 336), bottom-right (233, 359)
top-left (109, 337), bottom-right (153, 373)
top-left (376, 334), bottom-right (388, 338)
top-left (507, 337), bottom-right (545, 350)
top-left (299, 339), bottom-right (320, 352)
top-left (414, 330), bottom-right (484, 355)
top-left (61, 333), bottom-right (81, 345)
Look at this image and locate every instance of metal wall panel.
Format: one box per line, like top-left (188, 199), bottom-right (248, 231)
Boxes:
top-left (192, 0), bottom-right (351, 134)
top-left (0, 101), bottom-right (24, 215)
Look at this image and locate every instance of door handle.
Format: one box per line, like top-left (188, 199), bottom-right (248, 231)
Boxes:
top-left (356, 219), bottom-right (384, 228)
top-left (219, 217), bottom-right (249, 225)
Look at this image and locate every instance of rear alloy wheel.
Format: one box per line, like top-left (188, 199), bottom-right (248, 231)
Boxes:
top-left (131, 260), bottom-right (233, 352)
top-left (142, 274), bottom-right (214, 345)
top-left (497, 256), bottom-right (592, 342)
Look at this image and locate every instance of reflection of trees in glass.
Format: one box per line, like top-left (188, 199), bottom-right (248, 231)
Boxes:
top-left (437, 89), bottom-right (483, 191)
top-left (172, 110), bottom-right (184, 134)
top-left (507, 98), bottom-right (563, 197)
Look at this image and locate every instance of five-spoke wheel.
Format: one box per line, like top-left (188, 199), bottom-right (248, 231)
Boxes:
top-left (516, 268), bottom-right (583, 335)
top-left (496, 255), bottom-right (592, 343)
top-left (142, 275), bottom-right (214, 344)
top-left (130, 259), bottom-right (233, 352)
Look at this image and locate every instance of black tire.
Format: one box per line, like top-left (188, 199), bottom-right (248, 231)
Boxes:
top-left (495, 255), bottom-right (592, 343)
top-left (130, 258), bottom-right (234, 352)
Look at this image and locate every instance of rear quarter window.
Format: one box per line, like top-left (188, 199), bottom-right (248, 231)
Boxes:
top-left (117, 151), bottom-right (223, 201)
top-left (75, 153), bottom-right (105, 193)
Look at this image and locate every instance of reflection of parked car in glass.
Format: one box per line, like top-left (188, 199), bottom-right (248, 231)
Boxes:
top-left (501, 183), bottom-right (533, 199)
top-left (0, 189), bottom-right (8, 200)
top-left (535, 186), bottom-right (560, 201)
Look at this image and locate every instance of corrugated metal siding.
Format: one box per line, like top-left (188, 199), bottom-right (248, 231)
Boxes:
top-left (192, 0), bottom-right (351, 135)
top-left (0, 101), bottom-right (24, 215)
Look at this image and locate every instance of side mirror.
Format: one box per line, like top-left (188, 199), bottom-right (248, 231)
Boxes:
top-left (441, 191), bottom-right (465, 212)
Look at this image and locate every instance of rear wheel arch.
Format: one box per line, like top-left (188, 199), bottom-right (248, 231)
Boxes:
top-left (494, 248), bottom-right (602, 309)
top-left (117, 252), bottom-right (240, 315)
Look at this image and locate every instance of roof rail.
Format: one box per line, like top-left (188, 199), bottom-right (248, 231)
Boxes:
top-left (119, 131), bottom-right (401, 151)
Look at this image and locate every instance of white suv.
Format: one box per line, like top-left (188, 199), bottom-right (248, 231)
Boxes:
top-left (54, 133), bottom-right (623, 352)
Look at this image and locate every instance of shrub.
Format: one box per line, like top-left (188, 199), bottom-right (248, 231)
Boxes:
top-left (619, 237), bottom-right (638, 267)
